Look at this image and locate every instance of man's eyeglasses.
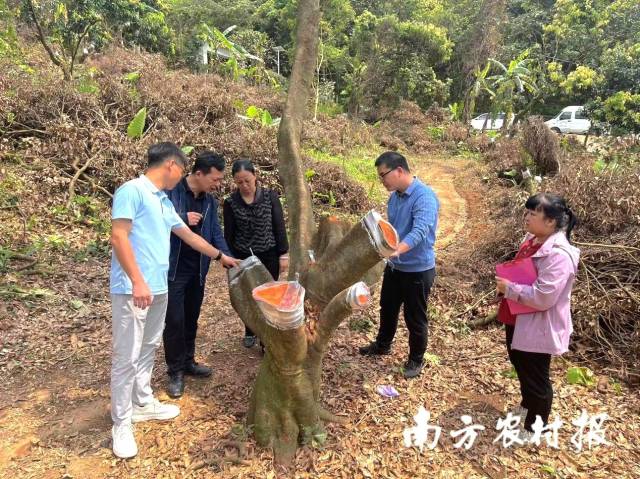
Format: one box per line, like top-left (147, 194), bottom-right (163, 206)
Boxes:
top-left (378, 167), bottom-right (396, 180)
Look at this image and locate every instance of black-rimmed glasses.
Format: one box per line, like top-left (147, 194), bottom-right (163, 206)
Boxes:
top-left (378, 168), bottom-right (396, 180)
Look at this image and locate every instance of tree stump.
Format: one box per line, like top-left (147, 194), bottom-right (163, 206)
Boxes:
top-left (228, 214), bottom-right (398, 464)
top-left (225, 0), bottom-right (401, 465)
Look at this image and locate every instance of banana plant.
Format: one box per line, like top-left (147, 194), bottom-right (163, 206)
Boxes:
top-left (201, 24), bottom-right (262, 64)
top-left (486, 50), bottom-right (539, 132)
top-left (235, 102), bottom-right (281, 128)
top-left (198, 24), bottom-right (279, 86)
top-left (463, 62), bottom-right (491, 124)
top-left (448, 101), bottom-right (463, 121)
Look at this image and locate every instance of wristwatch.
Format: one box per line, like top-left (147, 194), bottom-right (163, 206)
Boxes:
top-left (214, 251), bottom-right (223, 261)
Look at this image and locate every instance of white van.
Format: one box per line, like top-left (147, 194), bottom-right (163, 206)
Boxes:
top-left (545, 106), bottom-right (591, 134)
top-left (470, 112), bottom-right (508, 131)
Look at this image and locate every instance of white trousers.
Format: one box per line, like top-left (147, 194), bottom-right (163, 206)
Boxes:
top-left (110, 293), bottom-right (167, 425)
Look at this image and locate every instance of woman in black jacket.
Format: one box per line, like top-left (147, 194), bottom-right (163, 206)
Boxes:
top-left (223, 159), bottom-right (289, 348)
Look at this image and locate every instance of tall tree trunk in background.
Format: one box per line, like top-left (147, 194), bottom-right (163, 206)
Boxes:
top-left (277, 0), bottom-right (321, 276)
top-left (227, 0), bottom-right (399, 466)
top-left (25, 0), bottom-right (71, 80)
top-left (313, 36), bottom-right (325, 121)
top-left (461, 0), bottom-right (506, 123)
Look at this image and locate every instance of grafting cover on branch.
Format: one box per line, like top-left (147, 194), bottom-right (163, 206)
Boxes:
top-left (363, 210), bottom-right (399, 257)
top-left (228, 255), bottom-right (264, 285)
top-left (346, 281), bottom-right (372, 310)
top-left (303, 210), bottom-right (399, 305)
top-left (252, 281), bottom-right (306, 330)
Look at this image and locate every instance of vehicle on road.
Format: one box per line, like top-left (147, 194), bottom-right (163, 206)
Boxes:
top-left (545, 106), bottom-right (591, 134)
top-left (470, 112), bottom-right (508, 131)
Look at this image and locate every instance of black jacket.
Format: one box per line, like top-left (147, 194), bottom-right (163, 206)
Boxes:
top-left (223, 187), bottom-right (288, 257)
top-left (166, 178), bottom-right (231, 285)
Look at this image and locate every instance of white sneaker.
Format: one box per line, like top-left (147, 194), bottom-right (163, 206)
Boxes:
top-left (132, 398), bottom-right (180, 423)
top-left (112, 423), bottom-right (137, 459)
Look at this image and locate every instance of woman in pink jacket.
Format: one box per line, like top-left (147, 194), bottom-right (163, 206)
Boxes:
top-left (495, 193), bottom-right (580, 438)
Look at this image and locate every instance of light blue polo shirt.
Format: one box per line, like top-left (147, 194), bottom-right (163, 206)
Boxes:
top-left (110, 175), bottom-right (186, 295)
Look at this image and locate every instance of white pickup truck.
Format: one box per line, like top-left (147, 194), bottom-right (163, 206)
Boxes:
top-left (545, 106), bottom-right (592, 134)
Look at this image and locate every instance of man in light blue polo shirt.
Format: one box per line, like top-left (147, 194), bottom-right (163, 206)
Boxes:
top-left (359, 151), bottom-right (439, 379)
top-left (109, 142), bottom-right (237, 459)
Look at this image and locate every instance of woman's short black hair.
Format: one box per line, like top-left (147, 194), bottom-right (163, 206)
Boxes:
top-left (147, 142), bottom-right (187, 169)
top-left (231, 159), bottom-right (256, 176)
top-left (374, 151), bottom-right (410, 172)
top-left (193, 151), bottom-right (225, 174)
top-left (525, 192), bottom-right (578, 242)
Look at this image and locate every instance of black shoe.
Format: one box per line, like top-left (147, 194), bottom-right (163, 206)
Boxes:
top-left (243, 335), bottom-right (257, 348)
top-left (184, 362), bottom-right (212, 377)
top-left (402, 359), bottom-right (425, 379)
top-left (167, 372), bottom-right (185, 398)
top-left (359, 341), bottom-right (391, 356)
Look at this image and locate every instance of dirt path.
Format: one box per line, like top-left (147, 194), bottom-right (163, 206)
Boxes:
top-left (412, 155), bottom-right (469, 251)
top-left (1, 155), bottom-right (639, 478)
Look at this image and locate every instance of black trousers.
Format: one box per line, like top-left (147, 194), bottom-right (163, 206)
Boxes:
top-left (237, 248), bottom-right (280, 337)
top-left (164, 268), bottom-right (205, 376)
top-left (505, 324), bottom-right (553, 431)
top-left (376, 266), bottom-right (436, 363)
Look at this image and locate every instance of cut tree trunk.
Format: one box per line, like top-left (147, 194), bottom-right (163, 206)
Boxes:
top-left (229, 215), bottom-right (398, 465)
top-left (227, 0), bottom-right (401, 467)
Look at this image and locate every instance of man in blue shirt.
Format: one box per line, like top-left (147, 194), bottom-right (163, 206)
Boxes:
top-left (359, 151), bottom-right (439, 379)
top-left (163, 151), bottom-right (233, 398)
top-left (109, 142), bottom-right (237, 459)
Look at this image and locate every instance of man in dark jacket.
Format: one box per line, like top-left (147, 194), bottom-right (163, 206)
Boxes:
top-left (164, 151), bottom-right (235, 398)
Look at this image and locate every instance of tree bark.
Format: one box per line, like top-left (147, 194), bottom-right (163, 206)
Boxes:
top-left (303, 216), bottom-right (391, 306)
top-left (277, 0), bottom-right (321, 277)
top-left (229, 214), bottom-right (395, 465)
top-left (228, 0), bottom-right (400, 467)
top-left (460, 0), bottom-right (506, 122)
top-left (69, 20), bottom-right (98, 79)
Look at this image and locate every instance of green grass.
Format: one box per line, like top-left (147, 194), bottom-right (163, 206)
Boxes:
top-left (305, 147), bottom-right (386, 203)
top-left (427, 126), bottom-right (444, 141)
top-left (348, 315), bottom-right (374, 333)
top-left (316, 101), bottom-right (344, 117)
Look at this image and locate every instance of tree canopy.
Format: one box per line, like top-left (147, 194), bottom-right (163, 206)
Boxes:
top-left (5, 0), bottom-right (638, 131)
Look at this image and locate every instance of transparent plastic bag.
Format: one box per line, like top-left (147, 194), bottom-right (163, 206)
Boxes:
top-left (228, 255), bottom-right (262, 286)
top-left (252, 280), bottom-right (306, 330)
top-left (346, 281), bottom-right (371, 309)
top-left (362, 210), bottom-right (399, 257)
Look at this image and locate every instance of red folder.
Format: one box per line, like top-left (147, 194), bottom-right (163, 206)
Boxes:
top-left (496, 257), bottom-right (541, 315)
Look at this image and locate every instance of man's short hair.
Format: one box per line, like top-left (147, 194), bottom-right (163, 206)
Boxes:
top-left (374, 151), bottom-right (410, 172)
top-left (193, 151), bottom-right (226, 174)
top-left (147, 142), bottom-right (188, 169)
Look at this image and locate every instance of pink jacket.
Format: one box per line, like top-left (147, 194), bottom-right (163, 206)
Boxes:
top-left (504, 231), bottom-right (580, 356)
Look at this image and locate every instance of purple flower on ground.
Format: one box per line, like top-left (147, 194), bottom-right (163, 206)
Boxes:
top-left (376, 385), bottom-right (399, 398)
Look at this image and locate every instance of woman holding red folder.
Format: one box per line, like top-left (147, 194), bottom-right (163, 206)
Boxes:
top-left (495, 193), bottom-right (579, 440)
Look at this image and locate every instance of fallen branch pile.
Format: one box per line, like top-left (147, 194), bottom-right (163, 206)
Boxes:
top-left (469, 135), bottom-right (640, 385)
top-left (572, 238), bottom-right (640, 383)
top-left (0, 47), bottom-right (372, 218)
